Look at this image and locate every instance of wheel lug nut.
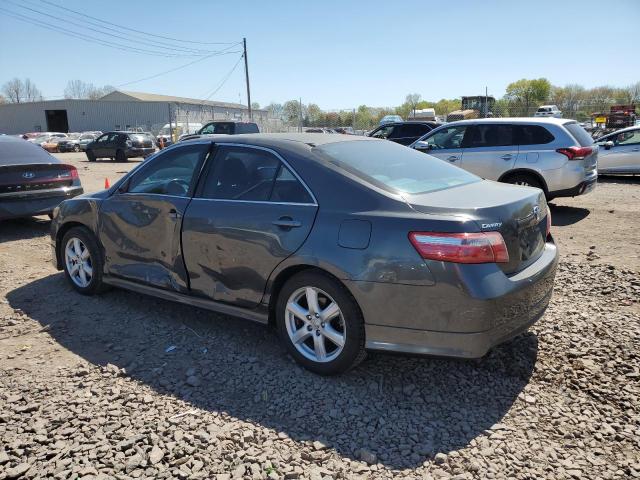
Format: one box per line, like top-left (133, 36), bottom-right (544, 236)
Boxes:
top-left (321, 322), bottom-right (325, 328)
top-left (307, 325), bottom-right (312, 331)
top-left (315, 313), bottom-right (320, 318)
top-left (306, 315), bottom-right (312, 320)
top-left (315, 330), bottom-right (321, 336)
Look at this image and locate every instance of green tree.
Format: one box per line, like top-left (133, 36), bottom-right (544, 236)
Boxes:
top-left (505, 78), bottom-right (551, 115)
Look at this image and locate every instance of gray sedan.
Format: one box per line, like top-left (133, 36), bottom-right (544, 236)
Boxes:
top-left (50, 134), bottom-right (558, 375)
top-left (595, 126), bottom-right (640, 174)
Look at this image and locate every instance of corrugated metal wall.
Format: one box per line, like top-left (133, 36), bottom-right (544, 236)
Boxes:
top-left (0, 100), bottom-right (256, 135)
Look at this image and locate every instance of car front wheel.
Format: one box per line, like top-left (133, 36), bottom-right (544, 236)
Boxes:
top-left (276, 271), bottom-right (366, 375)
top-left (86, 150), bottom-right (96, 162)
top-left (61, 227), bottom-right (107, 295)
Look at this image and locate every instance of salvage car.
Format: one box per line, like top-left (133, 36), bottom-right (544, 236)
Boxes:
top-left (85, 131), bottom-right (156, 162)
top-left (367, 121), bottom-right (440, 146)
top-left (0, 136), bottom-right (83, 220)
top-left (51, 134), bottom-right (557, 375)
top-left (412, 118), bottom-right (598, 200)
top-left (58, 133), bottom-right (99, 153)
top-left (595, 126), bottom-right (640, 174)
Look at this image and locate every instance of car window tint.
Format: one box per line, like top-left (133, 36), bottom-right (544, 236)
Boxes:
top-left (201, 146), bottom-right (280, 201)
top-left (517, 125), bottom-right (555, 145)
top-left (270, 165), bottom-right (313, 203)
top-left (564, 123), bottom-right (593, 147)
top-left (423, 126), bottom-right (467, 150)
top-left (398, 124), bottom-right (431, 138)
top-left (467, 124), bottom-right (515, 147)
top-left (127, 143), bottom-right (209, 197)
top-left (370, 125), bottom-right (395, 139)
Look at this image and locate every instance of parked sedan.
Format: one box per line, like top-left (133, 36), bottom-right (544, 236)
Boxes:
top-left (411, 118), bottom-right (598, 200)
top-left (42, 137), bottom-right (66, 153)
top-left (58, 133), bottom-right (97, 153)
top-left (0, 136), bottom-right (83, 220)
top-left (85, 131), bottom-right (156, 162)
top-left (594, 126), bottom-right (640, 174)
top-left (51, 134), bottom-right (557, 375)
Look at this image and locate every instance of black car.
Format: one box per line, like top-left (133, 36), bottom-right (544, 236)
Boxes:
top-left (367, 121), bottom-right (441, 145)
top-left (0, 136), bottom-right (83, 220)
top-left (180, 121), bottom-right (259, 142)
top-left (85, 131), bottom-right (156, 162)
top-left (51, 134), bottom-right (557, 375)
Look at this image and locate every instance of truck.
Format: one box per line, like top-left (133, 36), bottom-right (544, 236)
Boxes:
top-left (446, 96), bottom-right (495, 122)
top-left (606, 105), bottom-right (637, 129)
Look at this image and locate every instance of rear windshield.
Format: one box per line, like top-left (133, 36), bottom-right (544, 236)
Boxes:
top-left (0, 138), bottom-right (55, 165)
top-left (565, 122), bottom-right (593, 147)
top-left (314, 140), bottom-right (479, 195)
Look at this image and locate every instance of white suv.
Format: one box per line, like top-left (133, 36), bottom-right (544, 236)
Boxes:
top-left (411, 118), bottom-right (597, 200)
top-left (534, 105), bottom-right (562, 118)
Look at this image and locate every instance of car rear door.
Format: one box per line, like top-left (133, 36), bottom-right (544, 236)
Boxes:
top-left (460, 124), bottom-right (518, 179)
top-left (390, 123), bottom-right (433, 145)
top-left (97, 142), bottom-right (211, 292)
top-left (181, 144), bottom-right (318, 307)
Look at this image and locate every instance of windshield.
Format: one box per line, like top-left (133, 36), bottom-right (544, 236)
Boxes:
top-left (79, 134), bottom-right (94, 140)
top-left (314, 140), bottom-right (479, 195)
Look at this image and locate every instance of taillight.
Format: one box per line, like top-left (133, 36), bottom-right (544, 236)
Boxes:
top-left (556, 146), bottom-right (593, 160)
top-left (408, 231), bottom-right (509, 264)
top-left (59, 165), bottom-right (78, 179)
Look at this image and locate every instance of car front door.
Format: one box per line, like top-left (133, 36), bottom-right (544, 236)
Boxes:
top-left (181, 144), bottom-right (318, 308)
top-left (391, 123), bottom-right (433, 145)
top-left (97, 142), bottom-right (212, 291)
top-left (597, 129), bottom-right (640, 173)
top-left (92, 133), bottom-right (112, 157)
top-left (413, 125), bottom-right (468, 167)
top-left (460, 124), bottom-right (518, 179)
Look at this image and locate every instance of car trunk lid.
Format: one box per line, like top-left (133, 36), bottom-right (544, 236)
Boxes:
top-left (405, 180), bottom-right (548, 274)
top-left (0, 163), bottom-right (77, 195)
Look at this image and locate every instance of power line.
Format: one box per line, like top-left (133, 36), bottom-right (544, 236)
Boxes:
top-left (10, 0), bottom-right (224, 56)
top-left (0, 8), bottom-right (240, 58)
top-left (117, 52), bottom-right (242, 88)
top-left (202, 55), bottom-right (245, 100)
top-left (39, 0), bottom-right (237, 46)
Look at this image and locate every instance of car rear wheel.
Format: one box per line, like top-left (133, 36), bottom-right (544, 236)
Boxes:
top-left (73, 144), bottom-right (80, 152)
top-left (62, 227), bottom-right (107, 295)
top-left (503, 173), bottom-right (544, 191)
top-left (115, 150), bottom-right (127, 162)
top-left (86, 150), bottom-right (96, 162)
top-left (276, 271), bottom-right (366, 375)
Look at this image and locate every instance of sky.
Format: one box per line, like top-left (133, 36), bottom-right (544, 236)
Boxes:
top-left (0, 0), bottom-right (639, 110)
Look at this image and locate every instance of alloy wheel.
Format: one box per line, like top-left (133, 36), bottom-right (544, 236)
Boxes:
top-left (285, 286), bottom-right (346, 363)
top-left (64, 237), bottom-right (93, 288)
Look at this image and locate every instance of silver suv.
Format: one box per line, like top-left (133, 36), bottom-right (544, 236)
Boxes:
top-left (411, 118), bottom-right (597, 200)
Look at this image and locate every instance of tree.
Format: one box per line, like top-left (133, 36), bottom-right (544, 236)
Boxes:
top-left (282, 100), bottom-right (306, 126)
top-left (264, 102), bottom-right (283, 119)
top-left (251, 101), bottom-right (260, 110)
top-left (64, 80), bottom-right (114, 99)
top-left (404, 93), bottom-right (422, 118)
top-left (505, 78), bottom-right (551, 115)
top-left (2, 77), bottom-right (43, 103)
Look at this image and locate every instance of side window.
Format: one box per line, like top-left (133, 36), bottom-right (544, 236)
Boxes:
top-left (216, 123), bottom-right (233, 135)
top-left (127, 143), bottom-right (209, 197)
top-left (467, 124), bottom-right (515, 148)
top-left (517, 125), bottom-right (555, 145)
top-left (201, 146), bottom-right (280, 201)
top-left (615, 130), bottom-right (640, 146)
top-left (200, 123), bottom-right (215, 135)
top-left (398, 124), bottom-right (431, 138)
top-left (96, 134), bottom-right (109, 143)
top-left (424, 126), bottom-right (467, 150)
top-left (370, 125), bottom-right (395, 139)
top-left (271, 166), bottom-right (313, 203)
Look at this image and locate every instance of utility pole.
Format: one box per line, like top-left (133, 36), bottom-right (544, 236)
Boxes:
top-left (243, 38), bottom-right (252, 120)
top-left (485, 86), bottom-right (488, 118)
top-left (299, 97), bottom-right (303, 132)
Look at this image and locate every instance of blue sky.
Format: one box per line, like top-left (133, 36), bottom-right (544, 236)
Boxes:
top-left (0, 0), bottom-right (638, 109)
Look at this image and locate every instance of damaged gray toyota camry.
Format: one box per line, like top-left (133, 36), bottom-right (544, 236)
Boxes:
top-left (51, 133), bottom-right (558, 375)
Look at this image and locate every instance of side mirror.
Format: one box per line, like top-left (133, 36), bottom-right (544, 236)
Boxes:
top-left (414, 140), bottom-right (431, 151)
top-left (604, 141), bottom-right (614, 150)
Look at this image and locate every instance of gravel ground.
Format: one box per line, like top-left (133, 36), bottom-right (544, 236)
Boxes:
top-left (0, 153), bottom-right (639, 479)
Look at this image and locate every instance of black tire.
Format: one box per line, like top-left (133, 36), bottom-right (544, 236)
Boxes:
top-left (86, 150), bottom-right (96, 162)
top-left (115, 150), bottom-right (127, 163)
top-left (276, 270), bottom-right (366, 375)
top-left (61, 226), bottom-right (108, 295)
top-left (503, 173), bottom-right (544, 191)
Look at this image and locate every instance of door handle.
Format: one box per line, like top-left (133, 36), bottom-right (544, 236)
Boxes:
top-left (501, 154), bottom-right (513, 160)
top-left (447, 156), bottom-right (459, 162)
top-left (272, 217), bottom-right (301, 229)
top-left (168, 208), bottom-right (182, 219)
top-left (632, 148), bottom-right (640, 152)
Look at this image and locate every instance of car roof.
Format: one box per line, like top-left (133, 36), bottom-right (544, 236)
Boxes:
top-left (187, 132), bottom-right (378, 147)
top-left (443, 117), bottom-right (575, 127)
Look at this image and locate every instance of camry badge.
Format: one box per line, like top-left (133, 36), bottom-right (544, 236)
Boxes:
top-left (533, 205), bottom-right (540, 221)
top-left (22, 172), bottom-right (35, 179)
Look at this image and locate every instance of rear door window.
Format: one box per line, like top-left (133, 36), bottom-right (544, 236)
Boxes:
top-left (467, 124), bottom-right (516, 148)
top-left (516, 125), bottom-right (555, 145)
top-left (397, 123), bottom-right (432, 138)
top-left (423, 126), bottom-right (468, 150)
top-left (564, 123), bottom-right (594, 147)
top-left (370, 124), bottom-right (396, 139)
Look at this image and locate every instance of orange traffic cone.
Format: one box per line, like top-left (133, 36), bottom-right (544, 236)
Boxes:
top-left (104, 178), bottom-right (110, 189)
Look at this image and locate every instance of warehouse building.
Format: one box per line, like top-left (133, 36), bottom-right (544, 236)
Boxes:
top-left (0, 90), bottom-right (268, 135)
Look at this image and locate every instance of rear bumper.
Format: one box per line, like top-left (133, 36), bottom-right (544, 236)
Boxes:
top-left (0, 186), bottom-right (84, 220)
top-left (126, 147), bottom-right (156, 157)
top-left (548, 172), bottom-right (597, 198)
top-left (348, 242), bottom-right (558, 359)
